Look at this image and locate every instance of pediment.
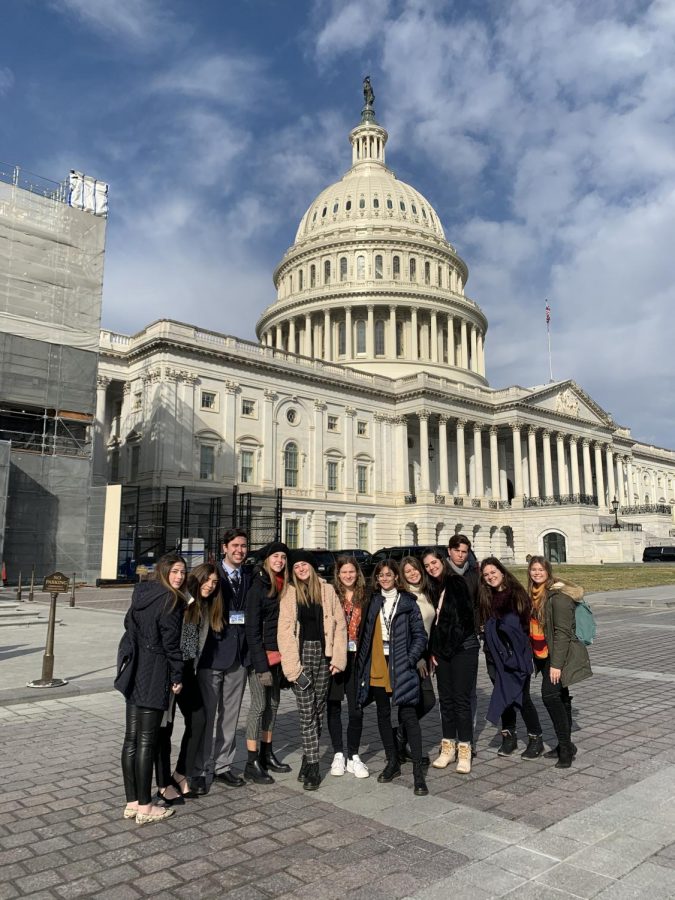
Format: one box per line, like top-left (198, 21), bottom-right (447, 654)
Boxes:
top-left (521, 381), bottom-right (612, 427)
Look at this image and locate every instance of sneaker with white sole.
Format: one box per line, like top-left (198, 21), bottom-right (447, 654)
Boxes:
top-left (330, 752), bottom-right (346, 776)
top-left (346, 755), bottom-right (369, 778)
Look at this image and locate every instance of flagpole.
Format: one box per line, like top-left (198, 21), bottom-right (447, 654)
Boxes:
top-left (546, 301), bottom-right (553, 382)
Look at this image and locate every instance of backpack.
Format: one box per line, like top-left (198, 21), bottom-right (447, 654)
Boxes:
top-left (574, 600), bottom-right (596, 646)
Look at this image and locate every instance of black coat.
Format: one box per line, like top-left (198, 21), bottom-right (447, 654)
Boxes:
top-left (125, 581), bottom-right (184, 710)
top-left (356, 591), bottom-right (427, 707)
top-left (429, 572), bottom-right (476, 661)
top-left (484, 612), bottom-right (534, 725)
top-left (200, 564), bottom-right (251, 670)
top-left (245, 568), bottom-right (282, 674)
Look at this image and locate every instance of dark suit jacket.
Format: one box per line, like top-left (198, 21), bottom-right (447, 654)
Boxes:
top-left (199, 563), bottom-right (251, 670)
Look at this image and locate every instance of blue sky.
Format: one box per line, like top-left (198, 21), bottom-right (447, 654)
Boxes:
top-left (2, 0), bottom-right (674, 449)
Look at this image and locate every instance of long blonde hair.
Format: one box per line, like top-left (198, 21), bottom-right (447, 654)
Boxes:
top-left (262, 556), bottom-right (289, 598)
top-left (290, 565), bottom-right (323, 606)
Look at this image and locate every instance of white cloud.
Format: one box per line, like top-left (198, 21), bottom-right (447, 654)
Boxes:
top-left (151, 53), bottom-right (271, 108)
top-left (51, 0), bottom-right (176, 46)
top-left (0, 67), bottom-right (13, 96)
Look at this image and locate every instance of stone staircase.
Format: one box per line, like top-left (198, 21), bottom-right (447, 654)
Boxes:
top-left (0, 596), bottom-right (52, 627)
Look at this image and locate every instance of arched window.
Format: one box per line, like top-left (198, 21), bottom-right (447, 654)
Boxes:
top-left (409, 258), bottom-right (416, 281)
top-left (375, 320), bottom-right (385, 356)
top-left (284, 442), bottom-right (299, 488)
top-left (373, 197), bottom-right (380, 209)
top-left (424, 261), bottom-right (430, 285)
top-left (359, 197), bottom-right (365, 209)
top-left (412, 203), bottom-right (418, 215)
top-left (543, 532), bottom-right (567, 564)
top-left (374, 254), bottom-right (383, 279)
top-left (333, 201), bottom-right (339, 214)
top-left (399, 200), bottom-right (406, 212)
top-left (324, 260), bottom-right (331, 284)
top-left (339, 257), bottom-right (347, 281)
top-left (393, 255), bottom-right (400, 279)
top-left (386, 198), bottom-right (393, 210)
top-left (321, 206), bottom-right (327, 218)
top-left (356, 320), bottom-right (366, 353)
top-left (310, 264), bottom-right (316, 288)
top-left (338, 322), bottom-right (346, 356)
top-left (345, 199), bottom-right (352, 211)
top-left (299, 269), bottom-right (304, 290)
top-left (357, 255), bottom-right (365, 279)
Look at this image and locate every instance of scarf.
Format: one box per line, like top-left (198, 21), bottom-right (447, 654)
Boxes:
top-left (448, 560), bottom-right (469, 577)
top-left (529, 583), bottom-right (548, 658)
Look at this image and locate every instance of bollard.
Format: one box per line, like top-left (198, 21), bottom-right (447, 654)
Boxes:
top-left (27, 572), bottom-right (70, 689)
top-left (16, 571), bottom-right (22, 603)
top-left (70, 573), bottom-right (76, 607)
top-left (28, 567), bottom-right (35, 603)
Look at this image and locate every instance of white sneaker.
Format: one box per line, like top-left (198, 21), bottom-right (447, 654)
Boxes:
top-left (346, 755), bottom-right (369, 778)
top-left (330, 752), bottom-right (346, 776)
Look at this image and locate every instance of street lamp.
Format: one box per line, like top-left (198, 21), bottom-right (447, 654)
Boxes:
top-left (611, 497), bottom-right (620, 530)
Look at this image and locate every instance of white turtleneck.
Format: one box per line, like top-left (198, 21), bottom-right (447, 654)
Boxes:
top-left (380, 586), bottom-right (399, 641)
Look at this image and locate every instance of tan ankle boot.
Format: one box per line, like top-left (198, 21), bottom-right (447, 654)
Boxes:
top-left (431, 739), bottom-right (456, 768)
top-left (456, 742), bottom-right (472, 774)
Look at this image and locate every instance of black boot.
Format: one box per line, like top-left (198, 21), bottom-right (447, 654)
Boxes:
top-left (497, 730), bottom-right (517, 757)
top-left (521, 734), bottom-right (544, 760)
top-left (377, 752), bottom-right (402, 783)
top-left (303, 762), bottom-right (321, 791)
top-left (412, 762), bottom-right (428, 796)
top-left (544, 742), bottom-right (577, 759)
top-left (243, 760), bottom-right (274, 784)
top-left (297, 755), bottom-right (307, 783)
top-left (395, 727), bottom-right (411, 764)
top-left (261, 743), bottom-right (291, 774)
top-left (556, 740), bottom-right (574, 769)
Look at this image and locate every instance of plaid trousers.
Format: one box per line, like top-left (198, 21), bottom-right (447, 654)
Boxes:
top-left (292, 640), bottom-right (330, 764)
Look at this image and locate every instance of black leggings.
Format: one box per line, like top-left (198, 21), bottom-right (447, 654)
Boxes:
top-left (121, 704), bottom-right (163, 805)
top-left (326, 655), bottom-right (363, 758)
top-left (155, 664), bottom-right (205, 788)
top-left (436, 646), bottom-right (479, 743)
top-left (371, 686), bottom-right (422, 763)
top-left (536, 658), bottom-right (572, 743)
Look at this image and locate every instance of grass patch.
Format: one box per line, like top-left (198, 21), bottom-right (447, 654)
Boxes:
top-left (510, 565), bottom-right (675, 594)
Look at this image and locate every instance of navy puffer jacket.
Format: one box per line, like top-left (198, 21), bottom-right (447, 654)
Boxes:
top-left (125, 581), bottom-right (184, 710)
top-left (356, 591), bottom-right (427, 707)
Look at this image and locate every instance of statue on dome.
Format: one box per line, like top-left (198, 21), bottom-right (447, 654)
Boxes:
top-left (363, 76), bottom-right (375, 109)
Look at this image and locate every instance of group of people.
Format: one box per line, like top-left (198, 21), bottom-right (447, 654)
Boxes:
top-left (118, 529), bottom-right (592, 824)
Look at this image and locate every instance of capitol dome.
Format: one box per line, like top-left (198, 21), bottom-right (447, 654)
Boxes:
top-left (256, 84), bottom-right (488, 385)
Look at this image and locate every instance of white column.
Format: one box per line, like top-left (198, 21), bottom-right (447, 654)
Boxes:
top-left (489, 426), bottom-right (500, 500)
top-left (430, 311), bottom-right (438, 362)
top-left (582, 439), bottom-right (593, 497)
top-left (594, 442), bottom-right (606, 507)
top-left (389, 305), bottom-right (397, 358)
top-left (626, 457), bottom-right (634, 505)
top-left (473, 423), bottom-right (484, 497)
top-left (460, 320), bottom-right (468, 369)
top-left (304, 313), bottom-right (312, 356)
top-left (511, 424), bottom-right (523, 498)
top-left (419, 411), bottom-right (430, 492)
top-left (323, 310), bottom-right (331, 361)
top-left (438, 415), bottom-right (449, 495)
top-left (345, 307), bottom-right (352, 359)
top-left (395, 417), bottom-right (409, 494)
top-left (345, 407), bottom-right (355, 491)
top-left (447, 315), bottom-right (455, 366)
top-left (313, 400), bottom-right (326, 488)
top-left (223, 381), bottom-right (238, 481)
top-left (556, 433), bottom-right (568, 495)
top-left (470, 325), bottom-right (478, 372)
top-left (528, 427), bottom-right (540, 498)
top-left (262, 389), bottom-right (277, 486)
top-left (456, 419), bottom-right (467, 496)
top-left (367, 305), bottom-right (375, 358)
top-left (616, 455), bottom-right (626, 507)
top-left (275, 324), bottom-right (283, 350)
top-left (569, 437), bottom-right (580, 496)
top-left (288, 318), bottom-right (296, 355)
top-left (93, 375), bottom-right (110, 482)
top-left (478, 332), bottom-right (485, 375)
top-left (606, 446), bottom-right (616, 505)
top-left (542, 430), bottom-right (553, 497)
top-left (411, 308), bottom-right (418, 360)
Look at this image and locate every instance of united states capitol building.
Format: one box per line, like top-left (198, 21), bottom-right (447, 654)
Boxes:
top-left (95, 88), bottom-right (675, 564)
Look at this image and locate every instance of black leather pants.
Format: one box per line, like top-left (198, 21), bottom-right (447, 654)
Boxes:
top-left (121, 704), bottom-right (163, 804)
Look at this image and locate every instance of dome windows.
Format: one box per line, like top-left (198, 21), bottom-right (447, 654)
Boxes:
top-left (299, 269), bottom-right (304, 290)
top-left (339, 257), bottom-right (348, 282)
top-left (399, 200), bottom-right (406, 212)
top-left (393, 255), bottom-right (400, 280)
top-left (359, 197), bottom-right (365, 209)
top-left (375, 321), bottom-right (385, 356)
top-left (324, 260), bottom-right (331, 284)
top-left (424, 261), bottom-right (431, 285)
top-left (421, 207), bottom-right (427, 219)
top-left (333, 201), bottom-right (339, 214)
top-left (321, 205), bottom-right (327, 218)
top-left (373, 197), bottom-right (380, 209)
top-left (310, 264), bottom-right (316, 288)
top-left (386, 198), bottom-right (393, 210)
top-left (374, 254), bottom-right (383, 279)
top-left (412, 203), bottom-right (418, 215)
top-left (409, 258), bottom-right (417, 281)
top-left (338, 322), bottom-right (346, 356)
top-left (356, 320), bottom-right (366, 354)
top-left (356, 255), bottom-right (365, 279)
top-left (345, 199), bottom-right (352, 211)
top-left (312, 210), bottom-right (317, 223)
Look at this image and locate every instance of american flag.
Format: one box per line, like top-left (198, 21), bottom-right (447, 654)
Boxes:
top-left (545, 301), bottom-right (551, 326)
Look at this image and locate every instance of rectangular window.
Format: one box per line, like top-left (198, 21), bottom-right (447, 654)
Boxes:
top-left (327, 415), bottom-right (339, 432)
top-left (285, 519), bottom-right (299, 549)
top-left (130, 444), bottom-right (140, 480)
top-left (241, 399), bottom-right (256, 417)
top-left (133, 392), bottom-right (142, 411)
top-left (375, 254), bottom-right (383, 279)
top-left (327, 520), bottom-right (339, 550)
top-left (357, 464), bottom-right (368, 494)
top-left (110, 449), bottom-right (119, 483)
top-left (200, 445), bottom-right (215, 480)
top-left (357, 420), bottom-right (367, 437)
top-left (240, 449), bottom-right (253, 484)
top-left (327, 460), bottom-right (338, 491)
top-left (358, 521), bottom-right (369, 550)
top-left (201, 390), bottom-right (217, 411)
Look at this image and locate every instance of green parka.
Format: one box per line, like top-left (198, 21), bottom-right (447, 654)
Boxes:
top-left (541, 581), bottom-right (592, 688)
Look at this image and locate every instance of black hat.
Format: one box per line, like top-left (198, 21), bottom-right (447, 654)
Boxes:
top-left (289, 549), bottom-right (317, 569)
top-left (261, 541), bottom-right (289, 560)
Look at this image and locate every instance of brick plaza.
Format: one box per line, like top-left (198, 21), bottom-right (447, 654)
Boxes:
top-left (1, 588), bottom-right (675, 899)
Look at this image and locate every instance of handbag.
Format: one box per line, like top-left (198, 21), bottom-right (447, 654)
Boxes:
top-left (114, 616), bottom-right (138, 698)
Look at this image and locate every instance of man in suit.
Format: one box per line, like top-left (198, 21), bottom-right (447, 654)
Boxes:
top-left (194, 527), bottom-right (251, 790)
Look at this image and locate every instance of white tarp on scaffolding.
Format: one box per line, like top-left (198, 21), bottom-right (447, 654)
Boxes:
top-left (0, 181), bottom-right (107, 353)
top-left (68, 171), bottom-right (108, 217)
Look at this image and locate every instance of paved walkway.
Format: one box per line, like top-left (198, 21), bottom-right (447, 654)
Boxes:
top-left (1, 588), bottom-right (674, 898)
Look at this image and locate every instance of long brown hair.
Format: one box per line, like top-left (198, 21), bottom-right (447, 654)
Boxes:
top-left (371, 559), bottom-right (401, 594)
top-left (333, 556), bottom-right (367, 609)
top-left (399, 555), bottom-right (432, 597)
top-left (289, 564), bottom-right (323, 606)
top-left (478, 556), bottom-right (531, 626)
top-left (153, 553), bottom-right (188, 611)
top-left (262, 554), bottom-right (288, 598)
top-left (187, 562), bottom-right (223, 631)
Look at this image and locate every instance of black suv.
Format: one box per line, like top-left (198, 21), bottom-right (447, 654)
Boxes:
top-left (643, 546), bottom-right (675, 562)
